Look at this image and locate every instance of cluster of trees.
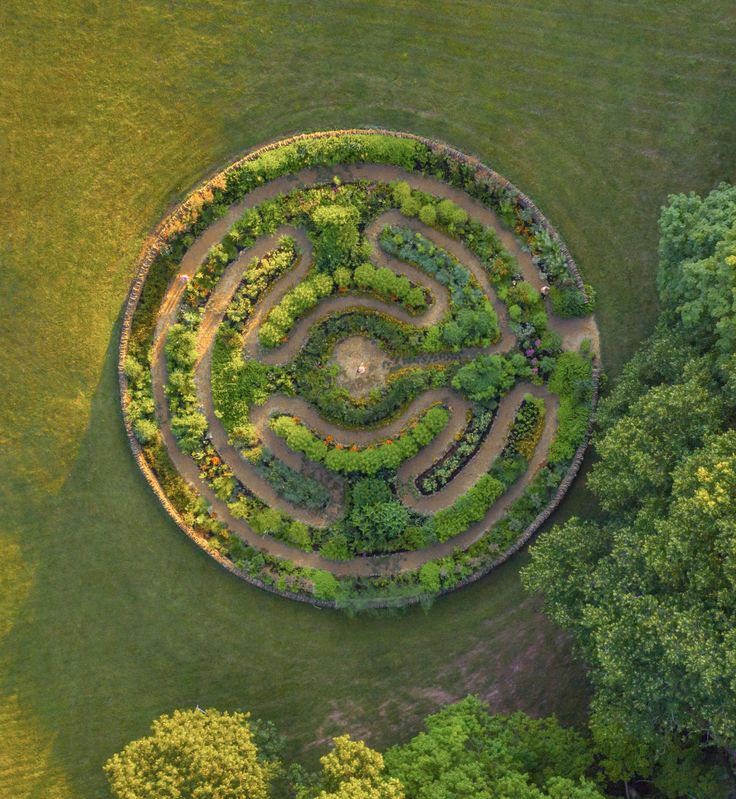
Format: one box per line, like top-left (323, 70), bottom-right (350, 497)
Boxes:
top-left (523, 183), bottom-right (736, 798)
top-left (104, 698), bottom-right (607, 799)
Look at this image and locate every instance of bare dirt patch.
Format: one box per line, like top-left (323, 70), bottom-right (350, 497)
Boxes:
top-left (330, 336), bottom-right (394, 398)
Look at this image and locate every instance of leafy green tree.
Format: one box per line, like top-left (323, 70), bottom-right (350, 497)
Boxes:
top-left (656, 182), bottom-right (736, 363)
top-left (103, 708), bottom-right (277, 799)
top-left (587, 368), bottom-right (725, 512)
top-left (383, 697), bottom-right (603, 799)
top-left (523, 183), bottom-right (736, 797)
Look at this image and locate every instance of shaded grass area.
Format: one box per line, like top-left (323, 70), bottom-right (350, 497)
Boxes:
top-left (1, 1), bottom-right (735, 796)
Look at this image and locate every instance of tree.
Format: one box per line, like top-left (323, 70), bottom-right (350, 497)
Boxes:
top-left (383, 697), bottom-right (603, 799)
top-left (315, 736), bottom-right (404, 799)
top-left (105, 702), bottom-right (609, 799)
top-left (523, 183), bottom-right (736, 798)
top-left (587, 368), bottom-right (725, 512)
top-left (103, 709), bottom-right (277, 799)
top-left (656, 182), bottom-right (736, 362)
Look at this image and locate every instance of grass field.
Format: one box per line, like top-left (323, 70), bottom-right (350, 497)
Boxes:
top-left (1, 1), bottom-right (735, 796)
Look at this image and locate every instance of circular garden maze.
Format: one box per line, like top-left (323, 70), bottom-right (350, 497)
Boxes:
top-left (120, 130), bottom-right (600, 609)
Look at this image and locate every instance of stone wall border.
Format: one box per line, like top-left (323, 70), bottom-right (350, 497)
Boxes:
top-left (118, 128), bottom-right (599, 610)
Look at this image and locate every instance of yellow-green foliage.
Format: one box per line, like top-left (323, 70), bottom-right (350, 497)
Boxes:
top-left (103, 709), bottom-right (276, 799)
top-left (270, 406), bottom-right (449, 475)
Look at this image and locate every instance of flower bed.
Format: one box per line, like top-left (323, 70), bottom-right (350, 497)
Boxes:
top-left (417, 407), bottom-right (495, 495)
top-left (270, 405), bottom-right (450, 475)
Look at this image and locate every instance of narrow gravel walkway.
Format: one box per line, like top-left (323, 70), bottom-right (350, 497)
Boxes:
top-left (149, 163), bottom-right (597, 575)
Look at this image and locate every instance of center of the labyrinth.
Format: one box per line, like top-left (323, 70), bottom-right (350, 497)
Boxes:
top-left (120, 130), bottom-right (600, 607)
top-left (330, 336), bottom-right (394, 398)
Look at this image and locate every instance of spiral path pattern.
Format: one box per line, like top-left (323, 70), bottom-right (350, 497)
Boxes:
top-left (121, 131), bottom-right (600, 605)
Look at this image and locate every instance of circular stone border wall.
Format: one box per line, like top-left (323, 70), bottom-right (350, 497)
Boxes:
top-left (118, 128), bottom-right (600, 609)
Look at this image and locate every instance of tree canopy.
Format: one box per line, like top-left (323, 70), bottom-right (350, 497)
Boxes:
top-left (103, 709), bottom-right (278, 799)
top-left (383, 696), bottom-right (604, 799)
top-left (523, 182), bottom-right (736, 798)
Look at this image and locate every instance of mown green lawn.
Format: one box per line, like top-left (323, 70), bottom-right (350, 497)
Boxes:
top-left (1, 1), bottom-right (734, 796)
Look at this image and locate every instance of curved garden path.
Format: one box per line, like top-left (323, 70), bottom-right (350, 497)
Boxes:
top-left (241, 229), bottom-right (452, 366)
top-left (150, 163), bottom-right (597, 575)
top-left (397, 384), bottom-right (557, 514)
top-left (193, 226), bottom-right (345, 528)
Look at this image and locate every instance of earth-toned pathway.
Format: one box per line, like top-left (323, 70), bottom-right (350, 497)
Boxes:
top-left (150, 163), bottom-right (598, 575)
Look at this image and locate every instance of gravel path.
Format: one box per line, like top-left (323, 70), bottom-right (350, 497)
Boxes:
top-left (149, 164), bottom-right (597, 575)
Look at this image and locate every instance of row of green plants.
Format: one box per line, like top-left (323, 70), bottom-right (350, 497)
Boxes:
top-left (417, 407), bottom-right (495, 495)
top-left (259, 272), bottom-right (334, 348)
top-left (270, 405), bottom-right (450, 476)
top-left (352, 261), bottom-right (428, 312)
top-left (451, 351), bottom-right (532, 403)
top-left (260, 259), bottom-right (432, 349)
top-left (421, 394), bottom-right (546, 543)
top-left (253, 449), bottom-right (331, 511)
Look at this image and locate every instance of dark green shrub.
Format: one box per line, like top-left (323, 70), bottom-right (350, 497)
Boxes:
top-left (452, 353), bottom-right (529, 404)
top-left (350, 500), bottom-right (410, 553)
top-left (351, 478), bottom-right (392, 507)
